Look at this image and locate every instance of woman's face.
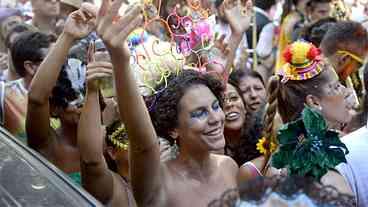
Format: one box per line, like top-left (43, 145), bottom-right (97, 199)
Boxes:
top-left (223, 84), bottom-right (246, 131)
top-left (175, 85), bottom-right (225, 152)
top-left (318, 69), bottom-right (352, 127)
top-left (238, 76), bottom-right (267, 114)
top-left (57, 96), bottom-right (84, 126)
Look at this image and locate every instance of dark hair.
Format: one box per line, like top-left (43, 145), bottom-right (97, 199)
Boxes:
top-left (301, 17), bottom-right (337, 47)
top-left (230, 69), bottom-right (265, 88)
top-left (307, 0), bottom-right (332, 10)
top-left (4, 23), bottom-right (33, 49)
top-left (321, 21), bottom-right (368, 57)
top-left (10, 31), bottom-right (51, 77)
top-left (49, 64), bottom-right (86, 109)
top-left (225, 70), bottom-right (264, 165)
top-left (214, 0), bottom-right (224, 9)
top-left (363, 64), bottom-right (368, 125)
top-left (281, 0), bottom-right (300, 22)
top-left (147, 69), bottom-right (224, 143)
top-left (254, 0), bottom-right (276, 11)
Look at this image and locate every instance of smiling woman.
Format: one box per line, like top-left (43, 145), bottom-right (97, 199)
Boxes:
top-left (148, 69), bottom-right (226, 154)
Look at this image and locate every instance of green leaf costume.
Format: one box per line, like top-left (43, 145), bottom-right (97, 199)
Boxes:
top-left (272, 107), bottom-right (349, 181)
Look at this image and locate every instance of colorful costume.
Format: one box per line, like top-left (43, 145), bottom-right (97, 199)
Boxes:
top-left (0, 79), bottom-right (28, 143)
top-left (0, 79), bottom-right (60, 143)
top-left (275, 12), bottom-right (306, 72)
top-left (258, 42), bottom-right (349, 180)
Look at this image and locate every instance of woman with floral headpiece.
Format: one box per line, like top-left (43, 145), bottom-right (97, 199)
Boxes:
top-left (80, 0), bottom-right (260, 206)
top-left (242, 41), bottom-right (354, 195)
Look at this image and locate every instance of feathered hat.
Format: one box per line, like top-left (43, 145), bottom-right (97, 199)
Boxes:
top-left (278, 41), bottom-right (323, 82)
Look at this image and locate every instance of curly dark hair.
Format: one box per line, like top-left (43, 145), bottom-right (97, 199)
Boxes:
top-left (146, 69), bottom-right (224, 144)
top-left (49, 63), bottom-right (85, 109)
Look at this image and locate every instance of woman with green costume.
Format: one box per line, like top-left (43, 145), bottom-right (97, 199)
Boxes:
top-left (244, 41), bottom-right (354, 195)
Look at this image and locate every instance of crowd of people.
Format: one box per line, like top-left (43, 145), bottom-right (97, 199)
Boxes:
top-left (1, 0), bottom-right (368, 206)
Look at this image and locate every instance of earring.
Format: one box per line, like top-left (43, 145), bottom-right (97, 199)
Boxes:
top-left (316, 105), bottom-right (323, 111)
top-left (172, 139), bottom-right (179, 157)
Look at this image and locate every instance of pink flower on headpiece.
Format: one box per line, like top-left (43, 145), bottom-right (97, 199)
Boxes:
top-left (190, 20), bottom-right (213, 49)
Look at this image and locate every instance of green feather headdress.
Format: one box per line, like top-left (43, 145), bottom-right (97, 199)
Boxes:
top-left (272, 107), bottom-right (349, 181)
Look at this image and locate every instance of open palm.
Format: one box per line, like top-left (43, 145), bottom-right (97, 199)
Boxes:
top-left (223, 0), bottom-right (253, 35)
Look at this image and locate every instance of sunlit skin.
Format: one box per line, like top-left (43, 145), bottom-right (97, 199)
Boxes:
top-left (314, 68), bottom-right (352, 129)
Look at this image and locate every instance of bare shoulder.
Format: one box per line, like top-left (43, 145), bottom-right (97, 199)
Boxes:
top-left (321, 170), bottom-right (353, 196)
top-left (211, 154), bottom-right (238, 174)
top-left (109, 172), bottom-right (134, 207)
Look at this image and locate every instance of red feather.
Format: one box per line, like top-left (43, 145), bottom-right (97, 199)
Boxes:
top-left (307, 45), bottom-right (321, 60)
top-left (283, 46), bottom-right (293, 63)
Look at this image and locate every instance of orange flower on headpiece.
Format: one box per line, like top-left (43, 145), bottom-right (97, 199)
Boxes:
top-left (279, 41), bottom-right (323, 82)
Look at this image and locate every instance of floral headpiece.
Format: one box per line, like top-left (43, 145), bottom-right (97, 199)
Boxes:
top-left (278, 41), bottom-right (323, 83)
top-left (108, 125), bottom-right (129, 151)
top-left (271, 107), bottom-right (349, 181)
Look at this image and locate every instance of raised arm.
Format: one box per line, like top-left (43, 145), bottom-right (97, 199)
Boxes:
top-left (78, 57), bottom-right (117, 204)
top-left (94, 1), bottom-right (162, 205)
top-left (222, 0), bottom-right (252, 72)
top-left (27, 9), bottom-right (95, 150)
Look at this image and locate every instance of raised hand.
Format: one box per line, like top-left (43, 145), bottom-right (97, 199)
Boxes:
top-left (222, 0), bottom-right (253, 35)
top-left (213, 35), bottom-right (230, 60)
top-left (96, 0), bottom-right (143, 56)
top-left (63, 6), bottom-right (96, 40)
top-left (86, 42), bottom-right (113, 92)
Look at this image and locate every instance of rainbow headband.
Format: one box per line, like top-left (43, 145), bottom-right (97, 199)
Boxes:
top-left (278, 41), bottom-right (323, 82)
